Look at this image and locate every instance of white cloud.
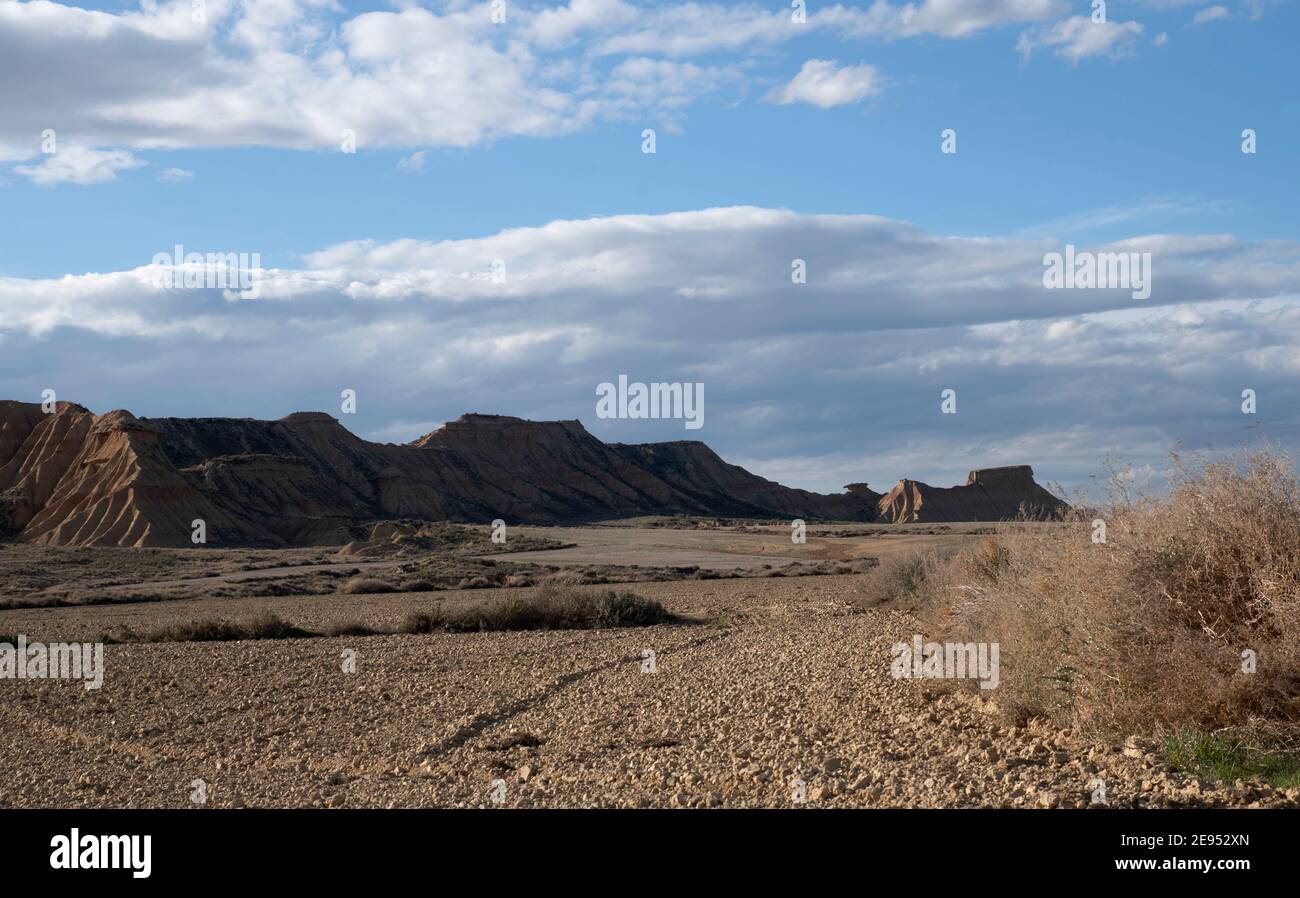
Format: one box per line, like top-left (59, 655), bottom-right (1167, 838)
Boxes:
top-left (603, 57), bottom-right (740, 114)
top-left (839, 0), bottom-right (1068, 39)
top-left (12, 146), bottom-right (144, 185)
top-left (1017, 15), bottom-right (1145, 64)
top-left (0, 0), bottom-right (1072, 182)
top-left (156, 167), bottom-right (193, 183)
top-left (396, 151), bottom-right (427, 174)
top-left (765, 60), bottom-right (884, 108)
top-left (1153, 31), bottom-right (1170, 45)
top-left (3, 207), bottom-right (1299, 492)
top-left (1191, 6), bottom-right (1230, 24)
top-left (526, 0), bottom-right (641, 48)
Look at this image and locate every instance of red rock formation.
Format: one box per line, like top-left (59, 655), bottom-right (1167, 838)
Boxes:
top-left (876, 465), bottom-right (1065, 523)
top-left (0, 401), bottom-right (1062, 546)
top-left (4, 407), bottom-right (249, 548)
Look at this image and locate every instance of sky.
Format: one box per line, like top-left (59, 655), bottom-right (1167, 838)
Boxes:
top-left (1, 0), bottom-right (1297, 496)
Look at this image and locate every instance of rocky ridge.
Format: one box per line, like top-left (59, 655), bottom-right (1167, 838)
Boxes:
top-left (0, 402), bottom-right (1064, 547)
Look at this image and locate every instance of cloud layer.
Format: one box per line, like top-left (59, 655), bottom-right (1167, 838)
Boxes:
top-left (0, 0), bottom-right (1075, 182)
top-left (3, 206), bottom-right (1297, 494)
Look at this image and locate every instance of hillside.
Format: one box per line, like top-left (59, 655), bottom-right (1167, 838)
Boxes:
top-left (0, 402), bottom-right (1062, 547)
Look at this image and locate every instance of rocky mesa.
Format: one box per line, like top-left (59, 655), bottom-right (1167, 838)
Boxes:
top-left (0, 401), bottom-right (1065, 547)
top-left (876, 466), bottom-right (1065, 524)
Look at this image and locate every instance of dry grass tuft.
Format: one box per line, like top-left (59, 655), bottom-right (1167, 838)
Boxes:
top-left (404, 582), bottom-right (674, 633)
top-left (911, 449), bottom-right (1300, 747)
top-left (852, 551), bottom-right (950, 609)
top-left (112, 612), bottom-right (315, 643)
top-left (339, 577), bottom-right (398, 594)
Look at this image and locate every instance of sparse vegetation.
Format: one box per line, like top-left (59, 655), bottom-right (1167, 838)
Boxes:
top-left (398, 612), bottom-right (441, 634)
top-left (101, 582), bottom-right (675, 643)
top-left (1165, 730), bottom-right (1300, 790)
top-left (110, 612), bottom-right (315, 643)
top-left (340, 577), bottom-right (398, 594)
top-left (851, 551), bottom-right (942, 608)
top-left (321, 620), bottom-right (384, 637)
top-left (407, 582), bottom-right (675, 632)
top-left (909, 449), bottom-right (1300, 779)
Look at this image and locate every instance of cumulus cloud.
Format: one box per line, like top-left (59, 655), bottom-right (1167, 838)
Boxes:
top-left (12, 146), bottom-right (144, 185)
top-left (1017, 15), bottom-right (1145, 64)
top-left (1191, 6), bottom-right (1230, 24)
top-left (0, 0), bottom-right (1071, 182)
top-left (2, 207), bottom-right (1298, 492)
top-left (765, 60), bottom-right (883, 108)
top-left (156, 167), bottom-right (193, 183)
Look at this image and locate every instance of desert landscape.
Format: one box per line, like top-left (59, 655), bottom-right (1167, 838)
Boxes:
top-left (2, 6), bottom-right (1296, 874)
top-left (2, 402), bottom-right (1297, 810)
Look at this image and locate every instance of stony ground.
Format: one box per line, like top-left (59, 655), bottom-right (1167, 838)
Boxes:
top-left (3, 571), bottom-right (1295, 809)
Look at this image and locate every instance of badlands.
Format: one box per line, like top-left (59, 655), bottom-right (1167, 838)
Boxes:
top-left (1, 401), bottom-right (1292, 809)
top-left (2, 522), bottom-right (1295, 809)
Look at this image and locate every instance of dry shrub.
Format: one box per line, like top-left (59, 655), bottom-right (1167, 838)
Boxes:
top-left (321, 620), bottom-right (383, 637)
top-left (852, 550), bottom-right (952, 609)
top-left (116, 612), bottom-right (314, 642)
top-left (542, 569), bottom-right (588, 586)
top-left (399, 612), bottom-right (440, 634)
top-left (915, 449), bottom-right (1300, 741)
top-left (406, 582), bottom-right (674, 632)
top-left (340, 577), bottom-right (398, 594)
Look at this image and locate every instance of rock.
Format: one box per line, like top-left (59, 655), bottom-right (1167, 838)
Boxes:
top-left (876, 466), bottom-right (1065, 523)
top-left (0, 400), bottom-right (1065, 546)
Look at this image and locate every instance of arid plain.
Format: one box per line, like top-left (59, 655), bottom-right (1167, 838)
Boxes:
top-left (3, 521), bottom-right (1293, 809)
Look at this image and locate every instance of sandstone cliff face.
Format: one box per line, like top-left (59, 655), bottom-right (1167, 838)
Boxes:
top-left (0, 402), bottom-right (94, 535)
top-left (0, 405), bottom-right (245, 547)
top-left (876, 465), bottom-right (1066, 523)
top-left (0, 401), bottom-right (1062, 547)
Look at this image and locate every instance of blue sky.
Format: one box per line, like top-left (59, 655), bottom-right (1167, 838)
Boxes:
top-left (1, 1), bottom-right (1298, 495)
top-left (3, 0), bottom-right (1298, 276)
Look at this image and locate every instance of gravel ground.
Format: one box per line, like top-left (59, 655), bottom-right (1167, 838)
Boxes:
top-left (2, 573), bottom-right (1296, 809)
